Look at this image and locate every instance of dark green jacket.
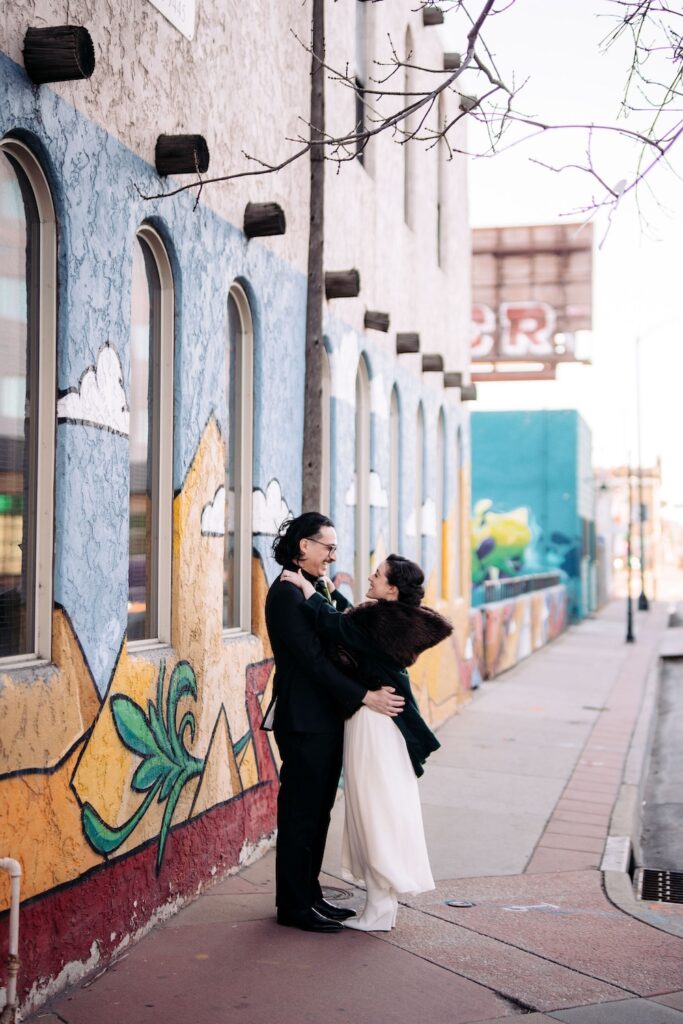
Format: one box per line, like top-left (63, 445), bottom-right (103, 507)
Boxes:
top-left (302, 592), bottom-right (452, 777)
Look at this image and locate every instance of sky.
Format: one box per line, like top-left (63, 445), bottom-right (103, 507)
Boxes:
top-left (441, 0), bottom-right (683, 510)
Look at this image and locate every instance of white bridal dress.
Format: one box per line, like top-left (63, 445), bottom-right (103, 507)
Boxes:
top-left (341, 705), bottom-right (435, 931)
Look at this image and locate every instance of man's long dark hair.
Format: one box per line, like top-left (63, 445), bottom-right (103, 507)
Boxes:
top-left (272, 512), bottom-right (334, 566)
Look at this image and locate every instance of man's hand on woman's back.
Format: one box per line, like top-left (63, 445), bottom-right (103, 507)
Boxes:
top-left (362, 687), bottom-right (405, 717)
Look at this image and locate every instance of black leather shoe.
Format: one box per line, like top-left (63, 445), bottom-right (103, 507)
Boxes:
top-left (314, 899), bottom-right (356, 921)
top-left (276, 907), bottom-right (343, 932)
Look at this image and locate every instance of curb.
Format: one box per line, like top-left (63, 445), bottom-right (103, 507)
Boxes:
top-left (602, 650), bottom-right (683, 937)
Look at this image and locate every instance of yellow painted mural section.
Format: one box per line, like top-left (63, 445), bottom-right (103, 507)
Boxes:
top-left (0, 609), bottom-right (100, 774)
top-left (0, 417), bottom-right (277, 913)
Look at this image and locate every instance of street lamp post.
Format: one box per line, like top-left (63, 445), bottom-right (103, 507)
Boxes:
top-left (635, 336), bottom-right (649, 610)
top-left (626, 463), bottom-right (635, 643)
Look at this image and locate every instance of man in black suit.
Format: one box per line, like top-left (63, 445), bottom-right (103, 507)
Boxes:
top-left (265, 512), bottom-right (404, 932)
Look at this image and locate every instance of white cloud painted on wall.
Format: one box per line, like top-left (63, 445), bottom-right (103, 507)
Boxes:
top-left (253, 479), bottom-right (293, 535)
top-left (345, 472), bottom-right (388, 508)
top-left (57, 344), bottom-right (130, 436)
top-left (328, 331), bottom-right (359, 405)
top-left (405, 498), bottom-right (438, 538)
top-left (201, 486), bottom-right (226, 537)
top-left (370, 373), bottom-right (389, 419)
top-left (345, 478), bottom-right (356, 506)
top-left (370, 471), bottom-right (389, 507)
top-left (422, 497), bottom-right (437, 537)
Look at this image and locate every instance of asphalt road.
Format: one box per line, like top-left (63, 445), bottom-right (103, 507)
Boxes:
top-left (641, 654), bottom-right (683, 871)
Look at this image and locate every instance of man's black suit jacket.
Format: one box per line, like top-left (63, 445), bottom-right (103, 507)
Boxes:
top-left (265, 569), bottom-right (366, 733)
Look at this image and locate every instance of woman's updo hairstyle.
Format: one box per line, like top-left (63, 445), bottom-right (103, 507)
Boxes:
top-left (272, 511), bottom-right (335, 566)
top-left (385, 554), bottom-right (425, 607)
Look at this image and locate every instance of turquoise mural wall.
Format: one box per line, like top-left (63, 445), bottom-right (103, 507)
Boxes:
top-left (471, 409), bottom-right (596, 621)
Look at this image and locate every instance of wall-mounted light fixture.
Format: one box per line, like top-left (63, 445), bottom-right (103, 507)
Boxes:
top-left (423, 6), bottom-right (445, 26)
top-left (325, 270), bottom-right (360, 299)
top-left (422, 354), bottom-right (444, 372)
top-left (23, 25), bottom-right (95, 84)
top-left (243, 202), bottom-right (286, 238)
top-left (364, 311), bottom-right (390, 332)
top-left (396, 333), bottom-right (420, 355)
top-left (444, 52), bottom-right (462, 70)
top-left (155, 135), bottom-right (210, 177)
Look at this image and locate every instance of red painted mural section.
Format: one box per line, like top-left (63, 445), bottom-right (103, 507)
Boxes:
top-left (0, 781), bottom-right (276, 1007)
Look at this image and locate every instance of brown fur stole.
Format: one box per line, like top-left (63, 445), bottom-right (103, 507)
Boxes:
top-left (344, 600), bottom-right (453, 667)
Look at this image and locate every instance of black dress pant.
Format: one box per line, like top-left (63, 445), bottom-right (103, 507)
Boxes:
top-left (274, 729), bottom-right (344, 913)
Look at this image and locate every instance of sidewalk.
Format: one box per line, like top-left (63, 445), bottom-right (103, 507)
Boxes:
top-left (34, 602), bottom-right (683, 1024)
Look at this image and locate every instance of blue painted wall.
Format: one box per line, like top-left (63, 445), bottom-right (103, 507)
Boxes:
top-left (1, 50), bottom-right (306, 695)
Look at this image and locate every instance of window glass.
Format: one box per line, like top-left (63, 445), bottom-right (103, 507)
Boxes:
top-left (128, 236), bottom-right (160, 641)
top-left (0, 151), bottom-right (37, 656)
top-left (223, 291), bottom-right (240, 629)
top-left (437, 409), bottom-right (446, 597)
top-left (389, 387), bottom-right (399, 552)
top-left (354, 358), bottom-right (370, 598)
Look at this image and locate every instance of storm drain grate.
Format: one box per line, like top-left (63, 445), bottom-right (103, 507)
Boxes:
top-left (635, 869), bottom-right (683, 904)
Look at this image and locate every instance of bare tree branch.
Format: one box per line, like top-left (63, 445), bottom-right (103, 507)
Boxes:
top-left (136, 0), bottom-right (683, 224)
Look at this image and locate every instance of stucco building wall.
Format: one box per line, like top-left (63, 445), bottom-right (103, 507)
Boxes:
top-left (0, 2), bottom-right (475, 1012)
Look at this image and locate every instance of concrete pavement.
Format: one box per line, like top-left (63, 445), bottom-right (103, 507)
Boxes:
top-left (32, 602), bottom-right (683, 1023)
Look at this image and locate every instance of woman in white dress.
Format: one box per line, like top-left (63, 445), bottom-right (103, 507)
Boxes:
top-left (280, 554), bottom-right (452, 931)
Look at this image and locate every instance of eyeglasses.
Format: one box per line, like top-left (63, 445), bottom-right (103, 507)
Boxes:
top-left (305, 537), bottom-right (338, 557)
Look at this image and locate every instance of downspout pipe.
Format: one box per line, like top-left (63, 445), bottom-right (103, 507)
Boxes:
top-left (0, 859), bottom-right (21, 1024)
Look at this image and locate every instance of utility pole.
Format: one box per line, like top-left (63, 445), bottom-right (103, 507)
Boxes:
top-left (302, 0), bottom-right (325, 511)
top-left (635, 336), bottom-right (649, 610)
top-left (626, 461), bottom-right (635, 643)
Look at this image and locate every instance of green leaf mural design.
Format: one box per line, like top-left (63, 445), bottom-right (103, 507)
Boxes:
top-left (82, 660), bottom-right (205, 872)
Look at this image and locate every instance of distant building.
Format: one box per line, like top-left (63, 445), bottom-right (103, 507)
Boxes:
top-left (595, 463), bottom-right (663, 602)
top-left (471, 409), bottom-right (596, 620)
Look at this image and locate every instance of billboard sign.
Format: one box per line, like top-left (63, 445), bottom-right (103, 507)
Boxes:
top-left (471, 223), bottom-right (593, 382)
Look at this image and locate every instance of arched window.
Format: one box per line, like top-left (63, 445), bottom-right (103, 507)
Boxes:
top-left (403, 28), bottom-right (415, 228)
top-left (320, 344), bottom-right (331, 517)
top-left (389, 386), bottom-right (400, 553)
top-left (224, 282), bottom-right (253, 632)
top-left (128, 226), bottom-right (174, 645)
top-left (415, 402), bottom-right (425, 563)
top-left (455, 425), bottom-right (463, 597)
top-left (0, 138), bottom-right (56, 663)
top-left (355, 0), bottom-right (369, 166)
top-left (437, 93), bottom-right (446, 267)
top-left (436, 408), bottom-right (447, 598)
top-left (354, 357), bottom-right (370, 600)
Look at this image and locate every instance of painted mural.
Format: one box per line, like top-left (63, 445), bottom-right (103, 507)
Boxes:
top-left (471, 498), bottom-right (533, 584)
top-left (478, 585), bottom-right (569, 679)
top-left (0, 46), bottom-right (473, 1017)
top-left (470, 410), bottom-right (596, 620)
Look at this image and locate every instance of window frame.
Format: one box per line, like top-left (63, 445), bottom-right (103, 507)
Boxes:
top-left (416, 402), bottom-right (425, 564)
top-left (354, 356), bottom-right (370, 602)
top-left (403, 27), bottom-right (415, 228)
top-left (222, 281), bottom-right (253, 637)
top-left (320, 343), bottom-right (331, 518)
top-left (389, 385), bottom-right (400, 554)
top-left (437, 93), bottom-right (446, 267)
top-left (436, 407), bottom-right (447, 599)
top-left (0, 137), bottom-right (56, 668)
top-left (455, 425), bottom-right (463, 598)
top-left (355, 0), bottom-right (369, 167)
top-left (127, 224), bottom-right (174, 652)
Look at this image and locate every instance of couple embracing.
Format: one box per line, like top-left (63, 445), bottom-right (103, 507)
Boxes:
top-left (264, 512), bottom-right (452, 933)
